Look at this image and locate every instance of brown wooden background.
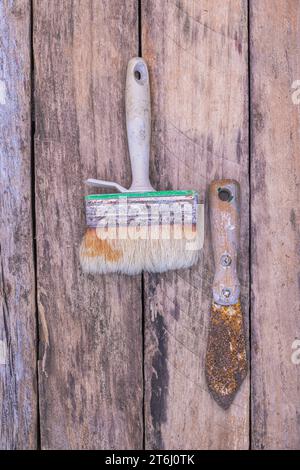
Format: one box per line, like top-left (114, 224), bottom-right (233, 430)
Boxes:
top-left (0, 0), bottom-right (299, 450)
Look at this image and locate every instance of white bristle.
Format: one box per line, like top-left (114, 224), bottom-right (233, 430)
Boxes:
top-left (79, 205), bottom-right (204, 275)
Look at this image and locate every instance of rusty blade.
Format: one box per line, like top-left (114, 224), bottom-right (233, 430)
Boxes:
top-left (205, 300), bottom-right (247, 409)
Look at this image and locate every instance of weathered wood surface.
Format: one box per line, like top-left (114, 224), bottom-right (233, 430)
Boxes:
top-left (34, 0), bottom-right (143, 449)
top-left (0, 0), bottom-right (37, 449)
top-left (142, 0), bottom-right (250, 449)
top-left (2, 0), bottom-right (300, 450)
top-left (251, 0), bottom-right (300, 450)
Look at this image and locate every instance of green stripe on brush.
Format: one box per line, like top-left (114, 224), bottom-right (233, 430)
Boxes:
top-left (85, 190), bottom-right (197, 200)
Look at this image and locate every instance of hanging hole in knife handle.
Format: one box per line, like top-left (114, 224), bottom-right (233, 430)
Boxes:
top-left (209, 179), bottom-right (240, 306)
top-left (218, 187), bottom-right (232, 202)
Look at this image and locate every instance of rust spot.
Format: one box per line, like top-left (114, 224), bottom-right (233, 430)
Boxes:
top-left (205, 301), bottom-right (247, 409)
top-left (290, 209), bottom-right (296, 230)
top-left (253, 105), bottom-right (265, 133)
top-left (207, 133), bottom-right (214, 154)
top-left (183, 15), bottom-right (190, 36)
top-left (82, 228), bottom-right (122, 262)
top-left (236, 129), bottom-right (242, 163)
top-left (234, 31), bottom-right (242, 55)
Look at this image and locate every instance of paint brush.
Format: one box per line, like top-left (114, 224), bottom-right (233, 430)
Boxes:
top-left (205, 179), bottom-right (247, 409)
top-left (80, 57), bottom-right (204, 274)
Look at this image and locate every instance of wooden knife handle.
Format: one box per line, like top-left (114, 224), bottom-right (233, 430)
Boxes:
top-left (209, 179), bottom-right (240, 305)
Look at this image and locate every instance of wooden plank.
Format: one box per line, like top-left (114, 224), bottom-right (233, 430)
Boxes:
top-left (142, 0), bottom-right (250, 449)
top-left (34, 0), bottom-right (143, 449)
top-left (251, 0), bottom-right (300, 450)
top-left (0, 0), bottom-right (37, 449)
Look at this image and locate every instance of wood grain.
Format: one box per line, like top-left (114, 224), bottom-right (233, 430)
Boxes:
top-left (2, 0), bottom-right (298, 450)
top-left (34, 0), bottom-right (143, 449)
top-left (142, 0), bottom-right (250, 449)
top-left (250, 0), bottom-right (300, 450)
top-left (0, 0), bottom-right (37, 449)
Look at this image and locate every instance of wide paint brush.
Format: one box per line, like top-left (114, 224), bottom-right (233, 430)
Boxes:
top-left (205, 179), bottom-right (247, 409)
top-left (80, 57), bottom-right (204, 274)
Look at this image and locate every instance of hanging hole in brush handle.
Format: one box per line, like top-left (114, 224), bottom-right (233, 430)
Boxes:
top-left (126, 57), bottom-right (155, 192)
top-left (134, 69), bottom-right (141, 81)
top-left (209, 179), bottom-right (240, 305)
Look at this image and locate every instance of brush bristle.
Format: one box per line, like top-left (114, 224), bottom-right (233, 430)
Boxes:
top-left (79, 206), bottom-right (204, 275)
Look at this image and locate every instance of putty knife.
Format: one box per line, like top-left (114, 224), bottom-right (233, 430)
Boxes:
top-left (205, 179), bottom-right (247, 409)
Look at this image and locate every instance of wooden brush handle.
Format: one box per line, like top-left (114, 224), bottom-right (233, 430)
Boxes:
top-left (126, 57), bottom-right (154, 192)
top-left (209, 179), bottom-right (240, 305)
